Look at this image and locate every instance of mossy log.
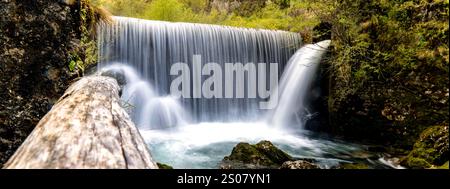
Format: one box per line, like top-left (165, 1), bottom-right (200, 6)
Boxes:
top-left (3, 76), bottom-right (158, 169)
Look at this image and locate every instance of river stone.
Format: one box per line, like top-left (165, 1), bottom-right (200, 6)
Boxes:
top-left (280, 160), bottom-right (320, 169)
top-left (400, 126), bottom-right (449, 169)
top-left (220, 140), bottom-right (294, 169)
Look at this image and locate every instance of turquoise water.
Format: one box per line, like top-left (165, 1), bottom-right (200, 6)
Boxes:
top-left (140, 122), bottom-right (402, 169)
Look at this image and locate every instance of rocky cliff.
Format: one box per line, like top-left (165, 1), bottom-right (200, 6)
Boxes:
top-left (0, 0), bottom-right (99, 167)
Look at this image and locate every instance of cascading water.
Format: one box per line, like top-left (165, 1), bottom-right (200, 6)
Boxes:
top-left (96, 17), bottom-right (400, 169)
top-left (98, 16), bottom-right (302, 123)
top-left (99, 63), bottom-right (189, 130)
top-left (269, 40), bottom-right (331, 128)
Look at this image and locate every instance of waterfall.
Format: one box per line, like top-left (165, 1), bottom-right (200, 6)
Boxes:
top-left (97, 16), bottom-right (302, 125)
top-left (93, 18), bottom-right (376, 169)
top-left (99, 63), bottom-right (189, 130)
top-left (269, 40), bottom-right (331, 128)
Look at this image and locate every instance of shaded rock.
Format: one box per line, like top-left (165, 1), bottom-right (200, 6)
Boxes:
top-left (101, 69), bottom-right (127, 86)
top-left (0, 0), bottom-right (105, 167)
top-left (337, 163), bottom-right (370, 169)
top-left (313, 22), bottom-right (332, 43)
top-left (0, 0), bottom-right (80, 167)
top-left (280, 160), bottom-right (320, 169)
top-left (221, 140), bottom-right (293, 169)
top-left (431, 161), bottom-right (448, 169)
top-left (157, 162), bottom-right (173, 169)
top-left (400, 126), bottom-right (449, 169)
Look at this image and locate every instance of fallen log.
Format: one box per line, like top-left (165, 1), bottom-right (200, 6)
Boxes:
top-left (3, 76), bottom-right (158, 169)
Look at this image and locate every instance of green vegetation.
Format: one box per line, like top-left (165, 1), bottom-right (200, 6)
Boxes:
top-left (91, 0), bottom-right (327, 42)
top-left (69, 0), bottom-right (112, 75)
top-left (90, 0), bottom-right (448, 94)
top-left (327, 0), bottom-right (448, 150)
top-left (433, 161), bottom-right (449, 169)
top-left (329, 0), bottom-right (449, 99)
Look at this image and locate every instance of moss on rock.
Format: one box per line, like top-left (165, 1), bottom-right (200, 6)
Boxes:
top-left (338, 163), bottom-right (370, 169)
top-left (280, 160), bottom-right (320, 169)
top-left (432, 161), bottom-right (449, 169)
top-left (157, 162), bottom-right (173, 169)
top-left (221, 140), bottom-right (294, 169)
top-left (400, 126), bottom-right (449, 169)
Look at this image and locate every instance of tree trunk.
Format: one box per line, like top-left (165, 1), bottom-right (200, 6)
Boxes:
top-left (3, 76), bottom-right (158, 169)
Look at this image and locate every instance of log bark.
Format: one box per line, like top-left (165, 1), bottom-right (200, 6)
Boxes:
top-left (3, 76), bottom-right (158, 169)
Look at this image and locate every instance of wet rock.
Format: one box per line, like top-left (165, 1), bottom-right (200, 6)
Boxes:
top-left (400, 126), bottom-right (449, 169)
top-left (280, 160), bottom-right (320, 169)
top-left (337, 162), bottom-right (370, 169)
top-left (101, 69), bottom-right (127, 86)
top-left (220, 140), bottom-right (294, 169)
top-left (157, 162), bottom-right (173, 169)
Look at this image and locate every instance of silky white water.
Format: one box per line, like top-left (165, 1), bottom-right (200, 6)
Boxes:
top-left (97, 17), bottom-right (400, 169)
top-left (98, 16), bottom-right (302, 122)
top-left (269, 40), bottom-right (331, 128)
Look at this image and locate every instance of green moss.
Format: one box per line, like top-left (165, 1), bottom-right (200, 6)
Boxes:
top-left (431, 161), bottom-right (449, 169)
top-left (402, 156), bottom-right (432, 169)
top-left (401, 126), bottom-right (449, 169)
top-left (68, 0), bottom-right (111, 76)
top-left (339, 163), bottom-right (370, 169)
top-left (327, 0), bottom-right (449, 148)
top-left (254, 140), bottom-right (293, 165)
top-left (225, 142), bottom-right (266, 163)
top-left (224, 140), bottom-right (293, 168)
top-left (157, 162), bottom-right (173, 169)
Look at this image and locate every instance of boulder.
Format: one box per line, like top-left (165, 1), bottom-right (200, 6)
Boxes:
top-left (280, 160), bottom-right (320, 169)
top-left (400, 126), bottom-right (449, 169)
top-left (157, 162), bottom-right (173, 169)
top-left (221, 140), bottom-right (294, 169)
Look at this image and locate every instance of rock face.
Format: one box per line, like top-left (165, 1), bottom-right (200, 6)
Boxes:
top-left (220, 141), bottom-right (294, 169)
top-left (400, 126), bottom-right (449, 169)
top-left (0, 0), bottom-right (89, 167)
top-left (3, 76), bottom-right (158, 169)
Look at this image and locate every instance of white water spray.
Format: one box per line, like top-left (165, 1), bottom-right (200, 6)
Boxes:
top-left (270, 40), bottom-right (331, 128)
top-left (99, 63), bottom-right (188, 130)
